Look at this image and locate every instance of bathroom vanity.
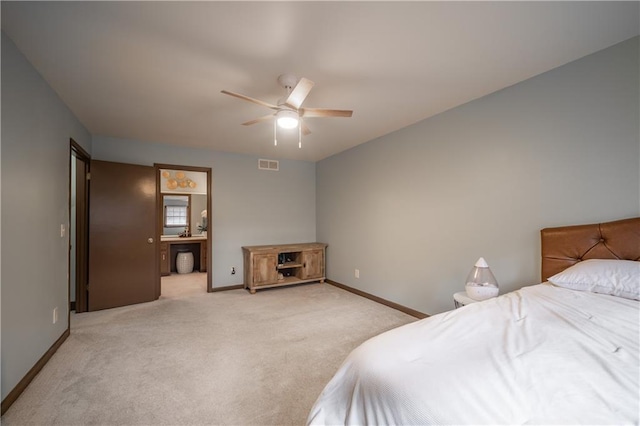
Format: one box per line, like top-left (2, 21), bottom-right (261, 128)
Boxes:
top-left (160, 235), bottom-right (207, 275)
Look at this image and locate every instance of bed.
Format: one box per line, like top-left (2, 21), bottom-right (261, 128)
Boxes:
top-left (307, 217), bottom-right (640, 425)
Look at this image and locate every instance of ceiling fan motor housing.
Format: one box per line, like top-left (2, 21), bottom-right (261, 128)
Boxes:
top-left (278, 73), bottom-right (299, 90)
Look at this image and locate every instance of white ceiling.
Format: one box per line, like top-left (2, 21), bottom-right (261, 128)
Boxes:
top-left (2, 2), bottom-right (638, 162)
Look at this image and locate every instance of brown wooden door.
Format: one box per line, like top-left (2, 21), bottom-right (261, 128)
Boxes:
top-left (88, 160), bottom-right (158, 311)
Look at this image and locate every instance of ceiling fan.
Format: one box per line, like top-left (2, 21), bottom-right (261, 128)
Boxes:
top-left (221, 74), bottom-right (353, 140)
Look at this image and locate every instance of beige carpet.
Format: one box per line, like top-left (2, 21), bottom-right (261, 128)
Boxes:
top-left (160, 271), bottom-right (208, 299)
top-left (2, 282), bottom-right (415, 425)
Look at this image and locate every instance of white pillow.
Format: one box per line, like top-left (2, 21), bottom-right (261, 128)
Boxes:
top-left (548, 259), bottom-right (640, 300)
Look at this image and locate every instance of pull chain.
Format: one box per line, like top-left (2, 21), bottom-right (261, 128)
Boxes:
top-left (298, 121), bottom-right (302, 149)
top-left (274, 119), bottom-right (278, 146)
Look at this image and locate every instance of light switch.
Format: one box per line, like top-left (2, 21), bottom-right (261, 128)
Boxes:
top-left (60, 224), bottom-right (65, 237)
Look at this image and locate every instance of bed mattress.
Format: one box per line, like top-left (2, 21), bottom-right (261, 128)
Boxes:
top-left (307, 283), bottom-right (639, 425)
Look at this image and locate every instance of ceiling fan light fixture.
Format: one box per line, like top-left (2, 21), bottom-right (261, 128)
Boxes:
top-left (277, 110), bottom-right (299, 129)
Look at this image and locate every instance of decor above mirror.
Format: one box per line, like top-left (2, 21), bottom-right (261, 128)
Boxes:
top-left (162, 170), bottom-right (197, 190)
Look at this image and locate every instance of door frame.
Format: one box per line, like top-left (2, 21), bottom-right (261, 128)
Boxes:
top-left (69, 139), bottom-right (91, 313)
top-left (154, 164), bottom-right (213, 293)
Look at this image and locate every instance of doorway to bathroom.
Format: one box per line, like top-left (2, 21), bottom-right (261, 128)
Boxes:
top-left (155, 164), bottom-right (212, 297)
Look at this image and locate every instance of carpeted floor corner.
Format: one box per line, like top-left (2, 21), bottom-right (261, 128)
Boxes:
top-left (2, 282), bottom-right (416, 425)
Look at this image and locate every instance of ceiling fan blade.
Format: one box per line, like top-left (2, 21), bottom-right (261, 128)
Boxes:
top-left (301, 108), bottom-right (353, 118)
top-left (284, 78), bottom-right (315, 109)
top-left (221, 90), bottom-right (279, 110)
top-left (301, 120), bottom-right (312, 136)
top-left (242, 114), bottom-right (275, 126)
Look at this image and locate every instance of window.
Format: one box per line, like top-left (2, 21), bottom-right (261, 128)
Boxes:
top-left (162, 194), bottom-right (191, 228)
top-left (164, 205), bottom-right (188, 227)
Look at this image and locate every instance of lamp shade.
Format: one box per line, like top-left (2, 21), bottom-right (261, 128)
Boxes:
top-left (277, 110), bottom-right (299, 129)
top-left (465, 257), bottom-right (499, 300)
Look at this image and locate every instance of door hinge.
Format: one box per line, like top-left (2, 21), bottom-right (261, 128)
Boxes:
top-left (86, 172), bottom-right (91, 180)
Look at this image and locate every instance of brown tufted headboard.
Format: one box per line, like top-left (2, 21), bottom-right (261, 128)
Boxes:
top-left (540, 217), bottom-right (640, 282)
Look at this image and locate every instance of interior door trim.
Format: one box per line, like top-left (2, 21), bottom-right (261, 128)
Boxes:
top-left (69, 138), bottom-right (90, 314)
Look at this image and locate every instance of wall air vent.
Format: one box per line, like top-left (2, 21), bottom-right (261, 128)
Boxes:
top-left (258, 159), bottom-right (279, 171)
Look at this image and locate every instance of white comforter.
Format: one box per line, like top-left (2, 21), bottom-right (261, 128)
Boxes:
top-left (307, 284), bottom-right (639, 425)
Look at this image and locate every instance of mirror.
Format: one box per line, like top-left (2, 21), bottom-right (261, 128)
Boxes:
top-left (162, 194), bottom-right (190, 235)
top-left (161, 193), bottom-right (207, 236)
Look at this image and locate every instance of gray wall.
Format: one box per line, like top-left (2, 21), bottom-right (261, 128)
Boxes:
top-left (91, 137), bottom-right (316, 287)
top-left (1, 32), bottom-right (92, 400)
top-left (317, 36), bottom-right (640, 315)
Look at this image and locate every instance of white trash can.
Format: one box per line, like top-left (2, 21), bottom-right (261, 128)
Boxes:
top-left (176, 251), bottom-right (194, 274)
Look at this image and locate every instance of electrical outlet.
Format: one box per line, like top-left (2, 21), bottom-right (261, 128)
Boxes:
top-left (53, 307), bottom-right (59, 324)
top-left (355, 269), bottom-right (360, 279)
top-left (231, 266), bottom-right (236, 275)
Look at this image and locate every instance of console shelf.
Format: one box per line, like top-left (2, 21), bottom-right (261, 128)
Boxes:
top-left (278, 262), bottom-right (303, 269)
